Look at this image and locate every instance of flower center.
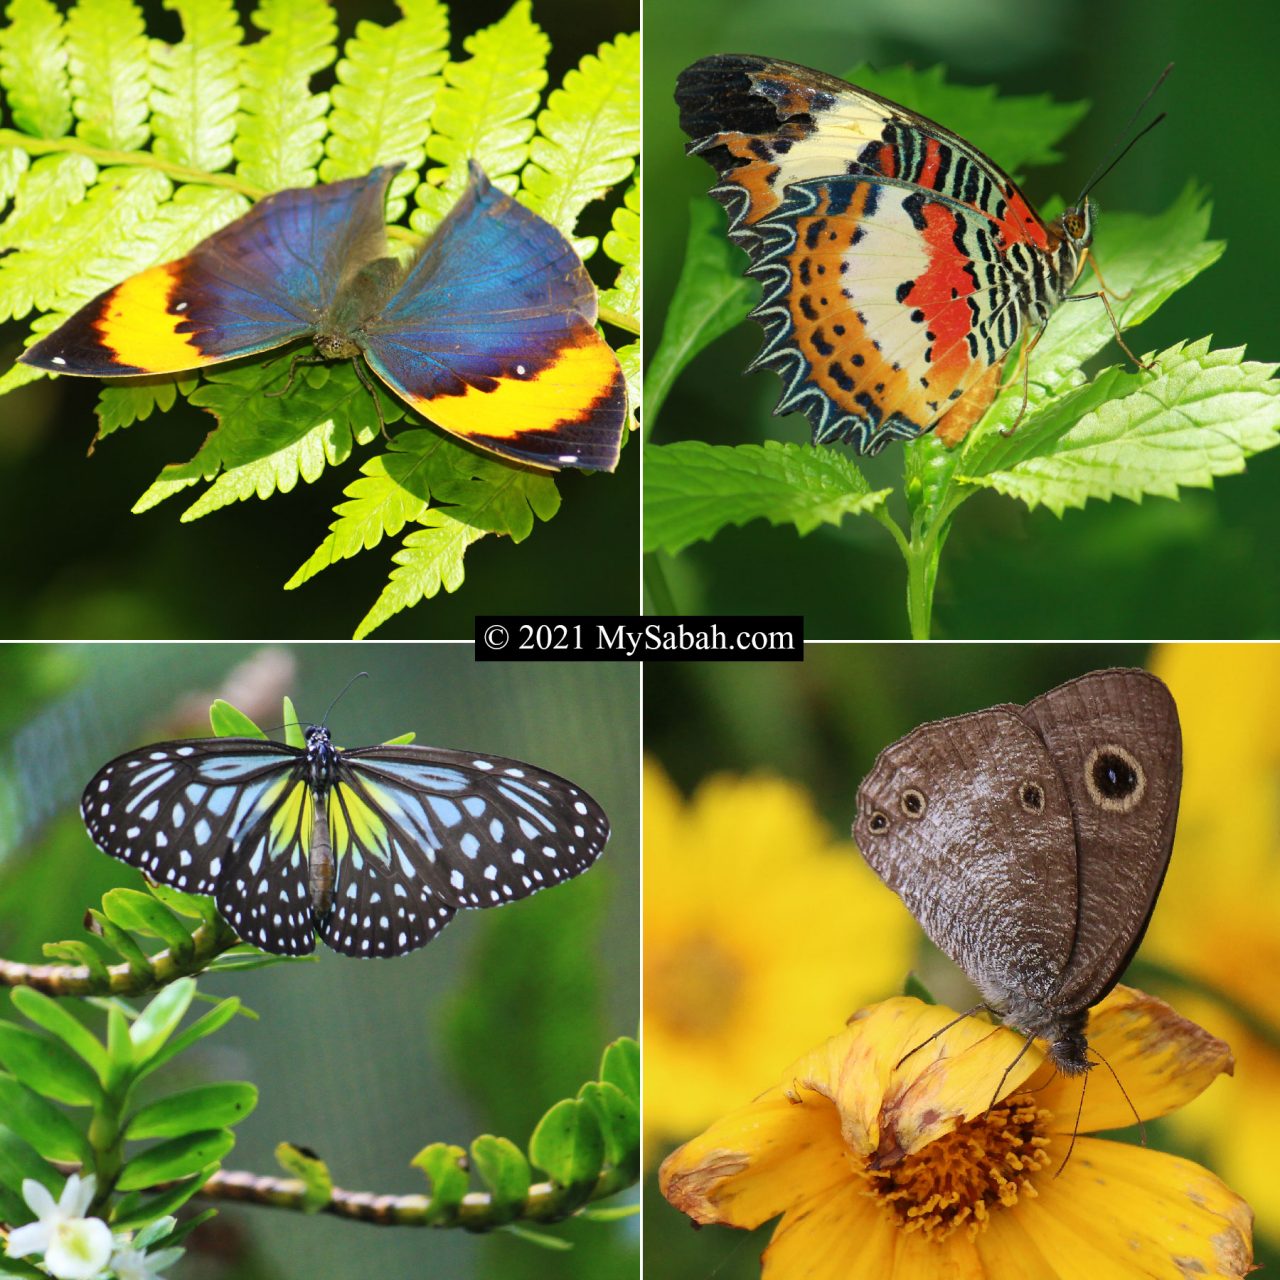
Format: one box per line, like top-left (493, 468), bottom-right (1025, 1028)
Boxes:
top-left (863, 1092), bottom-right (1053, 1240)
top-left (648, 933), bottom-right (743, 1037)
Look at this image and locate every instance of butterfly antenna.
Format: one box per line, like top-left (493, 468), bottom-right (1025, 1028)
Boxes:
top-left (988, 1031), bottom-right (1038, 1112)
top-left (1077, 63), bottom-right (1173, 203)
top-left (1088, 1044), bottom-right (1146, 1141)
top-left (1054, 1070), bottom-right (1088, 1176)
top-left (321, 672), bottom-right (370, 726)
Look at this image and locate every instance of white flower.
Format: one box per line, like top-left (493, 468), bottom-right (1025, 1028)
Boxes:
top-left (108, 1240), bottom-right (184, 1280)
top-left (5, 1173), bottom-right (113, 1279)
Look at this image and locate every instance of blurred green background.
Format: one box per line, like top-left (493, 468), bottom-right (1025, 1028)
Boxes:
top-left (644, 643), bottom-right (1278, 1275)
top-left (0, 0), bottom-right (638, 639)
top-left (645, 0), bottom-right (1280, 637)
top-left (0, 643), bottom-right (639, 1278)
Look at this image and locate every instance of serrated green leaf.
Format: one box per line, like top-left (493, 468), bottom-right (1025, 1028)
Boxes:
top-left (0, 1073), bottom-right (93, 1165)
top-left (410, 1141), bottom-right (468, 1211)
top-left (417, 0), bottom-right (548, 225)
top-left (320, 2), bottom-right (448, 192)
top-left (209, 698), bottom-right (266, 739)
top-left (129, 977), bottom-right (196, 1063)
top-left (0, 0), bottom-right (71, 138)
top-left (599, 1037), bottom-right (638, 1107)
top-left (0, 146), bottom-right (31, 204)
top-left (528, 1098), bottom-right (603, 1194)
top-left (274, 1141), bottom-right (332, 1211)
top-left (126, 1082), bottom-right (257, 1139)
top-left (10, 988), bottom-right (107, 1079)
top-left (66, 0), bottom-right (149, 150)
top-left (0, 1024), bottom-right (101, 1106)
top-left (520, 31), bottom-right (638, 248)
top-left (598, 180), bottom-right (638, 319)
top-left (116, 1129), bottom-right (234, 1190)
top-left (233, 0), bottom-right (335, 190)
top-left (469, 1135), bottom-right (529, 1221)
top-left (960, 340), bottom-right (1280, 514)
top-left (430, 457), bottom-right (560, 539)
top-left (353, 510), bottom-right (488, 638)
top-left (0, 154), bottom-right (95, 252)
top-left (150, 0), bottom-right (242, 170)
top-left (644, 440), bottom-right (891, 555)
top-left (645, 198), bottom-right (755, 427)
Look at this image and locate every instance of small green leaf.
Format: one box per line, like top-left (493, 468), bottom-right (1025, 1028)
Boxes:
top-left (0, 1126), bottom-right (60, 1203)
top-left (105, 1002), bottom-right (134, 1085)
top-left (0, 1073), bottom-right (92, 1165)
top-left (116, 1129), bottom-right (234, 1190)
top-left (141, 997), bottom-right (242, 1078)
top-left (146, 881), bottom-right (219, 924)
top-left (579, 1081), bottom-right (637, 1174)
top-left (110, 1176), bottom-right (205, 1230)
top-left (281, 695), bottom-right (304, 748)
top-left (903, 972), bottom-right (936, 1003)
top-left (66, 0), bottom-right (151, 152)
top-left (0, 1024), bottom-right (101, 1106)
top-left (410, 1141), bottom-right (468, 1216)
top-left (528, 1098), bottom-right (604, 1195)
top-left (469, 1135), bottom-right (530, 1222)
top-left (87, 908), bottom-right (153, 972)
top-left (126, 1082), bottom-right (257, 1139)
top-left (0, 0), bottom-right (72, 140)
top-left (129, 977), bottom-right (196, 1063)
top-left (39, 939), bottom-right (111, 985)
top-left (644, 440), bottom-right (891, 555)
top-left (101, 889), bottom-right (194, 959)
top-left (209, 698), bottom-right (266, 739)
top-left (644, 197), bottom-right (755, 427)
top-left (274, 1141), bottom-right (332, 1212)
top-left (599, 1037), bottom-right (638, 1106)
top-left (10, 988), bottom-right (108, 1079)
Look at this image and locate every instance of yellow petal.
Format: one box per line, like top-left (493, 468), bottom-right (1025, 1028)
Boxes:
top-left (1032, 987), bottom-right (1233, 1133)
top-left (760, 1182), bottom-right (903, 1280)
top-left (1022, 1136), bottom-right (1253, 1279)
top-left (660, 1090), bottom-right (848, 1229)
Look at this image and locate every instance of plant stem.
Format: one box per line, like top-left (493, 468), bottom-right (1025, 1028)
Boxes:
top-left (905, 528), bottom-right (935, 640)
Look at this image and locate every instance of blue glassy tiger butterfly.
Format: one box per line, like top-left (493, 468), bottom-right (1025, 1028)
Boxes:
top-left (81, 723), bottom-right (609, 958)
top-left (21, 161), bottom-right (626, 472)
top-left (676, 56), bottom-right (1161, 454)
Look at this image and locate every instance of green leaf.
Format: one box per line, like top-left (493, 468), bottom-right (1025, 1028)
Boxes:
top-left (644, 440), bottom-right (891, 555)
top-left (579, 1080), bottom-right (637, 1174)
top-left (352, 509), bottom-right (488, 639)
top-left (0, 1073), bottom-right (93, 1165)
top-left (129, 977), bottom-right (196, 1063)
top-left (958, 340), bottom-right (1280, 515)
top-left (209, 698), bottom-right (266, 739)
top-left (410, 1141), bottom-right (468, 1217)
top-left (87, 907), bottom-right (153, 972)
top-left (0, 153), bottom-right (94, 253)
top-left (140, 997), bottom-right (242, 1078)
top-left (599, 1036), bottom-right (637, 1106)
top-left (520, 30), bottom-right (639, 250)
top-left (0, 0), bottom-right (71, 138)
top-left (40, 939), bottom-right (111, 984)
top-left (101, 888), bottom-right (195, 959)
top-left (0, 1126), bottom-right (59, 1207)
top-left (233, 0), bottom-right (336, 190)
top-left (274, 1141), bottom-right (331, 1211)
top-left (644, 198), bottom-right (756, 425)
top-left (469, 1135), bottom-right (530, 1222)
top-left (417, 0), bottom-right (548, 224)
top-left (0, 1024), bottom-right (100, 1106)
top-left (146, 881), bottom-right (220, 924)
top-left (66, 0), bottom-right (150, 151)
top-left (105, 1002), bottom-right (134, 1085)
top-left (598, 179), bottom-right (639, 320)
top-left (150, 0), bottom-right (242, 171)
top-left (126, 1082), bottom-right (257, 1139)
top-left (10, 988), bottom-right (108, 1080)
top-left (109, 1176), bottom-right (205, 1230)
top-left (528, 1098), bottom-right (603, 1194)
top-left (116, 1129), bottom-right (234, 1190)
top-left (320, 1), bottom-right (448, 191)
top-left (281, 695), bottom-right (304, 748)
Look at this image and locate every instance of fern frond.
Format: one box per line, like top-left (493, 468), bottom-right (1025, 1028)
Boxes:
top-left (0, 151), bottom-right (94, 251)
top-left (66, 0), bottom-right (150, 150)
top-left (150, 0), bottom-right (242, 171)
top-left (598, 179), bottom-right (638, 316)
top-left (0, 0), bottom-right (71, 138)
top-left (233, 0), bottom-right (336, 189)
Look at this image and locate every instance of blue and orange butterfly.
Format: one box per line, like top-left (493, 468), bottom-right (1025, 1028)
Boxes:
top-left (81, 721), bottom-right (610, 958)
top-left (22, 162), bottom-right (625, 472)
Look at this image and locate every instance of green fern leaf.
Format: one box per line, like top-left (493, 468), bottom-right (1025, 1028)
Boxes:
top-left (233, 0), bottom-right (336, 189)
top-left (598, 179), bottom-right (638, 316)
top-left (66, 0), bottom-right (150, 150)
top-left (520, 30), bottom-right (638, 249)
top-left (0, 152), bottom-right (95, 251)
top-left (320, 0), bottom-right (448, 204)
top-left (415, 0), bottom-right (547, 227)
top-left (96, 378), bottom-right (191, 436)
top-left (353, 510), bottom-right (487, 639)
top-left (0, 145), bottom-right (29, 204)
top-left (150, 0), bottom-right (242, 171)
top-left (0, 0), bottom-right (71, 138)
top-left (429, 456), bottom-right (559, 540)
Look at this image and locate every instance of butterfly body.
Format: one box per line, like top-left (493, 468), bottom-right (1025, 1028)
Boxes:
top-left (676, 55), bottom-right (1095, 453)
top-left (21, 162), bottom-right (626, 472)
top-left (82, 725), bottom-right (610, 958)
top-left (853, 669), bottom-right (1181, 1075)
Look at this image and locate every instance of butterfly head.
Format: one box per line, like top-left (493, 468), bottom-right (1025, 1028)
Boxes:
top-left (304, 725), bottom-right (338, 788)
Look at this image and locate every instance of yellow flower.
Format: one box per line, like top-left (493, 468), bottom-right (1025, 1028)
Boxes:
top-left (661, 986), bottom-right (1251, 1279)
top-left (643, 762), bottom-right (915, 1145)
top-left (1146, 643), bottom-right (1280, 1242)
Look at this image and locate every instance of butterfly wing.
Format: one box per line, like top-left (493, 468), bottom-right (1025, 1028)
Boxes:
top-left (316, 744), bottom-right (610, 958)
top-left (81, 738), bottom-right (319, 956)
top-left (1018, 669), bottom-right (1181, 1015)
top-left (21, 168), bottom-right (400, 378)
top-left (853, 707), bottom-right (1080, 1013)
top-left (360, 162), bottom-right (627, 472)
top-left (676, 55), bottom-right (1064, 452)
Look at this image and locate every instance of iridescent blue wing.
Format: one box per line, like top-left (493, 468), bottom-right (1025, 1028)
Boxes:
top-left (81, 738), bottom-right (319, 955)
top-left (359, 162), bottom-right (627, 472)
top-left (318, 744), bottom-right (610, 957)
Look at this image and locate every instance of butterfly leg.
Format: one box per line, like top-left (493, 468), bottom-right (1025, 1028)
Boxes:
top-left (997, 323), bottom-right (1047, 438)
top-left (264, 350), bottom-right (328, 399)
top-left (1082, 248), bottom-right (1131, 302)
top-left (893, 1002), bottom-right (993, 1069)
top-left (350, 356), bottom-right (389, 440)
top-left (1065, 288), bottom-right (1156, 372)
